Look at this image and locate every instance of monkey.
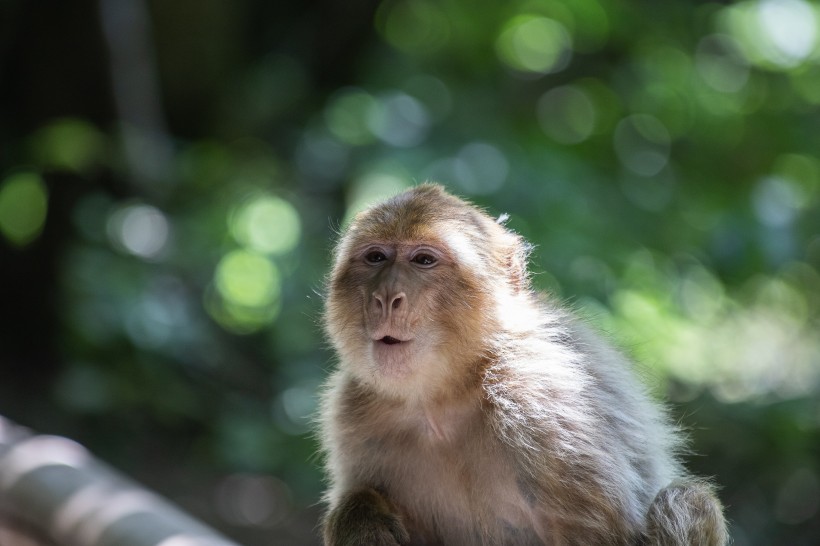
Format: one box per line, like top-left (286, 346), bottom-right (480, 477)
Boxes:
top-left (318, 183), bottom-right (728, 546)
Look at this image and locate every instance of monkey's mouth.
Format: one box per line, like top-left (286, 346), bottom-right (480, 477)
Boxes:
top-left (371, 334), bottom-right (415, 373)
top-left (372, 334), bottom-right (412, 346)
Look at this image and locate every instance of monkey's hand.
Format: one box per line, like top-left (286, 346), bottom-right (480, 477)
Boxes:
top-left (323, 488), bottom-right (411, 546)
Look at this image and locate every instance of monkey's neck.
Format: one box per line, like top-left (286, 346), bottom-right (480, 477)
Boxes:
top-left (422, 405), bottom-right (447, 441)
top-left (351, 378), bottom-right (484, 444)
top-left (409, 386), bottom-right (484, 443)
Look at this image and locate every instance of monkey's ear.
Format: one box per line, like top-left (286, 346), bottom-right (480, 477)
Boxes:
top-left (503, 234), bottom-right (531, 293)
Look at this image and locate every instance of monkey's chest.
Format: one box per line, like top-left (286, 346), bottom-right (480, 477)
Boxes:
top-left (365, 430), bottom-right (547, 545)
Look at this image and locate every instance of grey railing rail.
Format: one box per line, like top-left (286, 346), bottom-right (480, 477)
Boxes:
top-left (0, 417), bottom-right (241, 546)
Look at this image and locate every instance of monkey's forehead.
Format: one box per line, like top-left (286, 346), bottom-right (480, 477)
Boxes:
top-left (346, 211), bottom-right (491, 246)
top-left (347, 220), bottom-right (441, 242)
top-left (352, 199), bottom-right (492, 238)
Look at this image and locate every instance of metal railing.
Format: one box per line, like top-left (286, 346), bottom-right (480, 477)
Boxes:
top-left (0, 417), bottom-right (241, 546)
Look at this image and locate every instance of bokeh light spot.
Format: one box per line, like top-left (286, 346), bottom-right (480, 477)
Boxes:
top-left (344, 170), bottom-right (410, 224)
top-left (773, 153), bottom-right (820, 197)
top-left (367, 92), bottom-right (431, 147)
top-left (496, 15), bottom-right (572, 74)
top-left (721, 0), bottom-right (819, 70)
top-left (695, 34), bottom-right (750, 93)
top-left (29, 118), bottom-right (106, 173)
top-left (426, 143), bottom-right (509, 195)
top-left (757, 0), bottom-right (817, 66)
top-left (215, 250), bottom-right (280, 309)
top-left (620, 170), bottom-right (676, 212)
top-left (613, 114), bottom-right (671, 177)
top-left (0, 171), bottom-right (48, 247)
top-left (230, 195), bottom-right (301, 255)
top-left (376, 0), bottom-right (450, 54)
top-left (107, 204), bottom-right (170, 260)
top-left (278, 385), bottom-right (318, 434)
top-left (324, 89), bottom-right (378, 146)
top-left (537, 85), bottom-right (596, 143)
top-left (456, 142), bottom-right (509, 194)
top-left (752, 176), bottom-right (808, 227)
top-left (208, 249), bottom-right (282, 334)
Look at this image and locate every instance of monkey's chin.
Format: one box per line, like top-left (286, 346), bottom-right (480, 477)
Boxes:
top-left (370, 339), bottom-right (416, 378)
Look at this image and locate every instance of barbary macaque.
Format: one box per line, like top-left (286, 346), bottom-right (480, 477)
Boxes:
top-left (318, 183), bottom-right (728, 545)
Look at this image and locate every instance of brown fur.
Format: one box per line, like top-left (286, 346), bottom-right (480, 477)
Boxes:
top-left (319, 184), bottom-right (728, 546)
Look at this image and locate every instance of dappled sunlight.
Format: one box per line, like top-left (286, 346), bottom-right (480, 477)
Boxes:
top-left (590, 252), bottom-right (820, 403)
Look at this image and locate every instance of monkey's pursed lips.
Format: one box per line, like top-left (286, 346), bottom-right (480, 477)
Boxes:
top-left (372, 335), bottom-right (412, 346)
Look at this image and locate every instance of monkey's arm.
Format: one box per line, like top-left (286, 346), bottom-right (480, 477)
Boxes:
top-left (323, 488), bottom-right (410, 546)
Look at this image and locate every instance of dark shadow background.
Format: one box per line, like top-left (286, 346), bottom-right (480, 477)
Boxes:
top-left (1, 0), bottom-right (819, 544)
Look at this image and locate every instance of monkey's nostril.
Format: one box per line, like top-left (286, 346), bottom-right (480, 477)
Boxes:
top-left (389, 292), bottom-right (406, 311)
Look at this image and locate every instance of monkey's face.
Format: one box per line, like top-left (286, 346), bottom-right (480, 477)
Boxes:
top-left (326, 232), bottom-right (473, 396)
top-left (324, 187), bottom-right (506, 398)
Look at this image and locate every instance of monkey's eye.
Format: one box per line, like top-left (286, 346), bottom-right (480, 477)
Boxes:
top-left (411, 253), bottom-right (437, 267)
top-left (365, 250), bottom-right (388, 264)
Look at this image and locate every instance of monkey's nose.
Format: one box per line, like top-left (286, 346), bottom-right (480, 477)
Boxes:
top-left (373, 292), bottom-right (405, 317)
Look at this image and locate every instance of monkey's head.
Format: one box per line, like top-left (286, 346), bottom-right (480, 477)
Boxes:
top-left (325, 183), bottom-right (533, 400)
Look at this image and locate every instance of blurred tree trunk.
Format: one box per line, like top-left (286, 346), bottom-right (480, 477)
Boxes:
top-left (0, 1), bottom-right (116, 423)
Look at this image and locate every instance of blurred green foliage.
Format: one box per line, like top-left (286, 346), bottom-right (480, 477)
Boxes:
top-left (1, 0), bottom-right (819, 544)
